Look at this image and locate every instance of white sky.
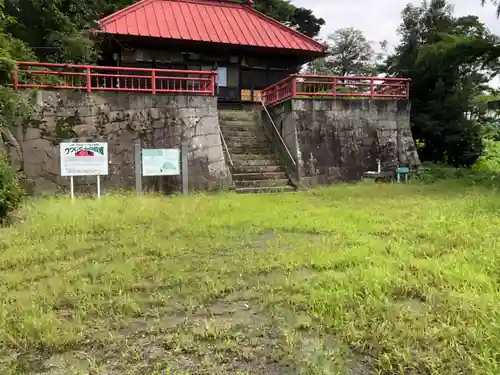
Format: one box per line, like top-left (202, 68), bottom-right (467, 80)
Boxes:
top-left (290, 0), bottom-right (500, 49)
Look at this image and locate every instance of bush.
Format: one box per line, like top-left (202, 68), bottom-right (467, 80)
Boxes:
top-left (472, 139), bottom-right (500, 174)
top-left (0, 152), bottom-right (23, 221)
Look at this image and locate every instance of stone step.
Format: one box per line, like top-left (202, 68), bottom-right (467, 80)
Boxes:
top-left (235, 179), bottom-right (290, 188)
top-left (232, 172), bottom-right (288, 181)
top-left (226, 141), bottom-right (273, 150)
top-left (233, 165), bottom-right (285, 173)
top-left (234, 186), bottom-right (296, 194)
top-left (222, 134), bottom-right (268, 142)
top-left (220, 120), bottom-right (259, 128)
top-left (221, 127), bottom-right (262, 135)
top-left (228, 146), bottom-right (273, 155)
top-left (232, 154), bottom-right (279, 165)
top-left (225, 136), bottom-right (270, 143)
top-left (219, 110), bottom-right (256, 122)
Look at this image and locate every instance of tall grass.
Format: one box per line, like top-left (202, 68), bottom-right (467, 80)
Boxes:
top-left (1, 183), bottom-right (500, 374)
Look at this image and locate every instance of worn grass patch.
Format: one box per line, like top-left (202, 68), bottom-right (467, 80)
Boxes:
top-left (1, 182), bottom-right (500, 374)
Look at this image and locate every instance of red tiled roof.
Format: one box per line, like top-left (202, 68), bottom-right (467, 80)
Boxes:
top-left (97, 0), bottom-right (327, 54)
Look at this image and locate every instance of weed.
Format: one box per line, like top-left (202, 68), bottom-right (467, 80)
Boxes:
top-left (1, 182), bottom-right (500, 374)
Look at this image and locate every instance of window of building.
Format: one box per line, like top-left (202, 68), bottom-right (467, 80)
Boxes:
top-left (227, 67), bottom-right (239, 88)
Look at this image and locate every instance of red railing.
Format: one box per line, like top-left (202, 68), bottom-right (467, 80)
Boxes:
top-left (261, 74), bottom-right (410, 107)
top-left (13, 62), bottom-right (217, 96)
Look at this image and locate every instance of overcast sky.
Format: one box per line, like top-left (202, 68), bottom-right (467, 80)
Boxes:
top-left (290, 0), bottom-right (500, 49)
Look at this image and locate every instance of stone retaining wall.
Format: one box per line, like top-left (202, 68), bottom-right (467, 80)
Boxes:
top-left (268, 99), bottom-right (420, 186)
top-left (0, 91), bottom-right (229, 195)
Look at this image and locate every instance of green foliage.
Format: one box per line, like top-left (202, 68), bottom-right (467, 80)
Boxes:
top-left (3, 185), bottom-right (500, 373)
top-left (414, 137), bottom-right (500, 187)
top-left (0, 151), bottom-right (23, 221)
top-left (385, 0), bottom-right (499, 167)
top-left (325, 27), bottom-right (375, 76)
top-left (254, 0), bottom-right (325, 37)
top-left (473, 138), bottom-right (500, 173)
top-left (305, 27), bottom-right (377, 76)
top-left (0, 0), bottom-right (35, 130)
top-left (0, 87), bottom-right (33, 129)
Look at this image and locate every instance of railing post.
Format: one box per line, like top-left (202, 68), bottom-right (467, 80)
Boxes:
top-left (332, 77), bottom-right (337, 97)
top-left (151, 70), bottom-right (156, 94)
top-left (290, 75), bottom-right (297, 99)
top-left (211, 73), bottom-right (216, 96)
top-left (370, 78), bottom-right (375, 98)
top-left (86, 67), bottom-right (91, 92)
top-left (12, 65), bottom-right (19, 90)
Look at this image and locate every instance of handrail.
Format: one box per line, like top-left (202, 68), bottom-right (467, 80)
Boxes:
top-left (13, 61), bottom-right (217, 96)
top-left (261, 74), bottom-right (411, 107)
top-left (260, 99), bottom-right (297, 167)
top-left (217, 123), bottom-right (234, 169)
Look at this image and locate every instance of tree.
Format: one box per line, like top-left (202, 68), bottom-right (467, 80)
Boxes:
top-left (324, 28), bottom-right (375, 76)
top-left (481, 0), bottom-right (500, 16)
top-left (386, 0), bottom-right (497, 166)
top-left (253, 0), bottom-right (325, 37)
top-left (304, 57), bottom-right (331, 75)
top-left (0, 0), bottom-right (35, 129)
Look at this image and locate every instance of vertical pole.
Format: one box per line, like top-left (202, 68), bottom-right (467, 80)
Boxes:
top-left (158, 177), bottom-right (163, 193)
top-left (181, 142), bottom-right (188, 195)
top-left (210, 73), bottom-right (216, 96)
top-left (151, 70), bottom-right (156, 94)
top-left (290, 75), bottom-right (297, 99)
top-left (370, 78), bottom-right (375, 98)
top-left (13, 65), bottom-right (19, 90)
top-left (70, 176), bottom-right (75, 200)
top-left (135, 142), bottom-right (142, 194)
top-left (86, 67), bottom-right (91, 92)
top-left (96, 175), bottom-right (101, 199)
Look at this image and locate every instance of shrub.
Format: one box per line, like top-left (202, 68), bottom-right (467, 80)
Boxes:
top-left (472, 139), bottom-right (500, 174)
top-left (0, 152), bottom-right (23, 221)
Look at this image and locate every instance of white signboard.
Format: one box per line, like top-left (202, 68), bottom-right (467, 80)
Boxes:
top-left (142, 148), bottom-right (180, 176)
top-left (60, 142), bottom-right (109, 177)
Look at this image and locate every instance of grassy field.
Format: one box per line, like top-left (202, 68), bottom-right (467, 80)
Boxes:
top-left (1, 182), bottom-right (500, 375)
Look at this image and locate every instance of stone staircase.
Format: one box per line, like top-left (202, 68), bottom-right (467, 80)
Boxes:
top-left (218, 109), bottom-right (295, 194)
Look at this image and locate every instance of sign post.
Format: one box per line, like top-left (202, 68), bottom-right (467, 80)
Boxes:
top-left (181, 142), bottom-right (188, 195)
top-left (134, 142), bottom-right (142, 194)
top-left (70, 176), bottom-right (75, 199)
top-left (60, 142), bottom-right (109, 199)
top-left (140, 147), bottom-right (182, 194)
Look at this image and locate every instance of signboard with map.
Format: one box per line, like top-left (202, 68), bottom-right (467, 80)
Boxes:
top-left (142, 148), bottom-right (180, 176)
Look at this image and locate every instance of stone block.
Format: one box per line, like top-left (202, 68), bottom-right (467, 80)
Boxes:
top-left (178, 107), bottom-right (196, 119)
top-left (377, 120), bottom-right (398, 131)
top-left (23, 127), bottom-right (42, 141)
top-left (195, 106), bottom-right (211, 119)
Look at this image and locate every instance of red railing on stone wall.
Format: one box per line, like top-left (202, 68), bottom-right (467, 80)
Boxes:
top-left (12, 62), bottom-right (217, 96)
top-left (261, 74), bottom-right (410, 107)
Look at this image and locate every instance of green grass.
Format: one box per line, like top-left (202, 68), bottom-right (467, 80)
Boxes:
top-left (2, 182), bottom-right (500, 374)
